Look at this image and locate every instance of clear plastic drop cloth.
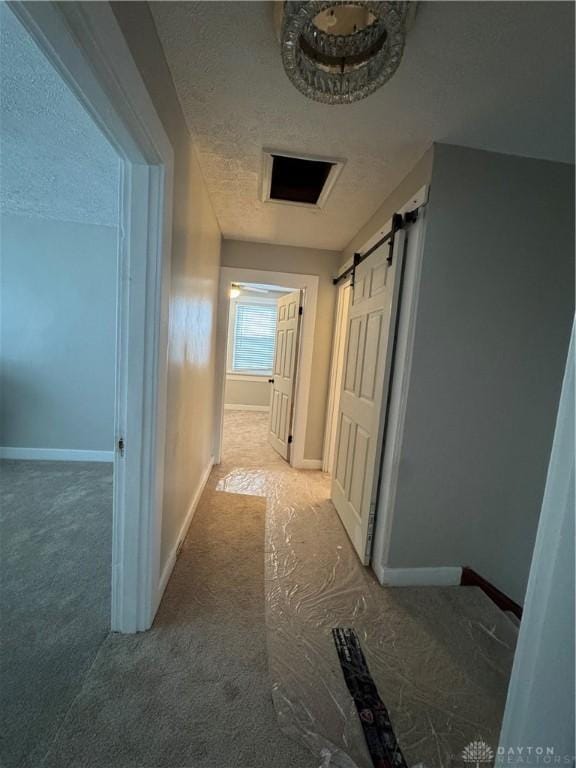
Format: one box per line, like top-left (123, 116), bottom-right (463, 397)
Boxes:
top-left (215, 413), bottom-right (518, 768)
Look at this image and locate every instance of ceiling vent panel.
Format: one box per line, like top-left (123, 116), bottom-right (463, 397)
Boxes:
top-left (261, 149), bottom-right (345, 209)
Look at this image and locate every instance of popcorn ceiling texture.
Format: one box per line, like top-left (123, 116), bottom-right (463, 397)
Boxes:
top-left (0, 6), bottom-right (119, 227)
top-left (150, 1), bottom-right (574, 251)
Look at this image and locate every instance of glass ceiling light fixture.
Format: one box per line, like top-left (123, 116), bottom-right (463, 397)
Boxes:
top-left (279, 1), bottom-right (413, 104)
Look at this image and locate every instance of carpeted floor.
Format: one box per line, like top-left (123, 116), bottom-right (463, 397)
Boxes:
top-left (2, 416), bottom-right (517, 768)
top-left (36, 469), bottom-right (318, 767)
top-left (0, 460), bottom-right (113, 768)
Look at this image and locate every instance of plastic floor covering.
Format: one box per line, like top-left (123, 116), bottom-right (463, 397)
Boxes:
top-left (213, 412), bottom-right (518, 768)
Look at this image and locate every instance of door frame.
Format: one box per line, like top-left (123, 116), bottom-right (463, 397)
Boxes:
top-left (322, 278), bottom-right (352, 473)
top-left (214, 267), bottom-right (319, 469)
top-left (10, 1), bottom-right (174, 632)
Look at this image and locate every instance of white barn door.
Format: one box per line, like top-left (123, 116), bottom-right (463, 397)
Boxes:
top-left (268, 290), bottom-right (302, 460)
top-left (331, 231), bottom-right (405, 564)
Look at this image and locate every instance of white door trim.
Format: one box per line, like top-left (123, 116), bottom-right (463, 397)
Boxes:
top-left (374, 565), bottom-right (463, 587)
top-left (224, 404), bottom-right (270, 412)
top-left (0, 448), bottom-right (114, 462)
top-left (214, 267), bottom-right (319, 470)
top-left (10, 1), bottom-right (174, 632)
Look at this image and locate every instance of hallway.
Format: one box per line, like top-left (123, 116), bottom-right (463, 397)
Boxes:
top-left (2, 415), bottom-right (518, 768)
top-left (2, 3), bottom-right (572, 762)
top-left (31, 417), bottom-right (317, 768)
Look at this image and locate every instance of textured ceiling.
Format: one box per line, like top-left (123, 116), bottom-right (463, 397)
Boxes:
top-left (151, 1), bottom-right (574, 251)
top-left (0, 5), bottom-right (119, 227)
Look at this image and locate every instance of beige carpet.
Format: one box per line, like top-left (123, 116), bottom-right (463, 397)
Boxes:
top-left (0, 460), bottom-right (112, 768)
top-left (10, 413), bottom-right (516, 767)
top-left (40, 475), bottom-right (317, 767)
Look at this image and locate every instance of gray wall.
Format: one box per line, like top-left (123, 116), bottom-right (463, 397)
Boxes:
top-left (0, 6), bottom-right (120, 454)
top-left (384, 144), bottom-right (574, 604)
top-left (0, 214), bottom-right (117, 451)
top-left (221, 239), bottom-right (341, 460)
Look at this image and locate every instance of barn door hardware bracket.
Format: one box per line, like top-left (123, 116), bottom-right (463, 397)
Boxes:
top-left (332, 252), bottom-right (360, 288)
top-left (386, 212), bottom-right (404, 266)
top-left (350, 252), bottom-right (362, 287)
top-left (332, 206), bottom-right (422, 286)
top-left (403, 208), bottom-right (419, 226)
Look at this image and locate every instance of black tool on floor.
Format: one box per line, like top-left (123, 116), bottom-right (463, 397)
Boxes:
top-left (332, 627), bottom-right (408, 768)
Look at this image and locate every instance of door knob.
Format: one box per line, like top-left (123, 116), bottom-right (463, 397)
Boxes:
top-left (268, 378), bottom-right (274, 383)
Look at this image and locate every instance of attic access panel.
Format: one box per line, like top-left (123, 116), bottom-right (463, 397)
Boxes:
top-left (261, 150), bottom-right (345, 209)
top-left (271, 154), bottom-right (332, 204)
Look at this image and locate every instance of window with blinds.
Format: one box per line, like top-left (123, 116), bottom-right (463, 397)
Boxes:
top-left (231, 301), bottom-right (277, 373)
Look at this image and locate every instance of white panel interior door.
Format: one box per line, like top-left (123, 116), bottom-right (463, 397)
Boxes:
top-left (331, 231), bottom-right (406, 564)
top-left (268, 290), bottom-right (302, 460)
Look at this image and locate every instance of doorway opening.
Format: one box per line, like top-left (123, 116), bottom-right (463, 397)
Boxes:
top-left (0, 11), bottom-right (119, 766)
top-left (1, 1), bottom-right (174, 760)
top-left (223, 282), bottom-right (302, 463)
top-left (214, 267), bottom-right (320, 470)
top-left (0, 7), bottom-right (121, 766)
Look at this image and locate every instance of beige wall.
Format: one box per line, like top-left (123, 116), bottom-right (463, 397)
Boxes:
top-left (221, 240), bottom-right (341, 460)
top-left (225, 377), bottom-right (271, 409)
top-left (112, 3), bottom-right (222, 570)
top-left (340, 146), bottom-right (434, 267)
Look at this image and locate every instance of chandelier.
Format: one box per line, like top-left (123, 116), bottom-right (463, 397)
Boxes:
top-left (279, 1), bottom-right (413, 105)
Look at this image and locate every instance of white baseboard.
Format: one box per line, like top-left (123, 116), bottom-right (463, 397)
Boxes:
top-left (373, 564), bottom-right (462, 587)
top-left (292, 458), bottom-right (323, 470)
top-left (224, 404), bottom-right (270, 412)
top-left (156, 456), bottom-right (214, 610)
top-left (0, 446), bottom-right (114, 462)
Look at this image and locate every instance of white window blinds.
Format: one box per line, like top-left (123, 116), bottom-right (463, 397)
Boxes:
top-left (232, 301), bottom-right (277, 373)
